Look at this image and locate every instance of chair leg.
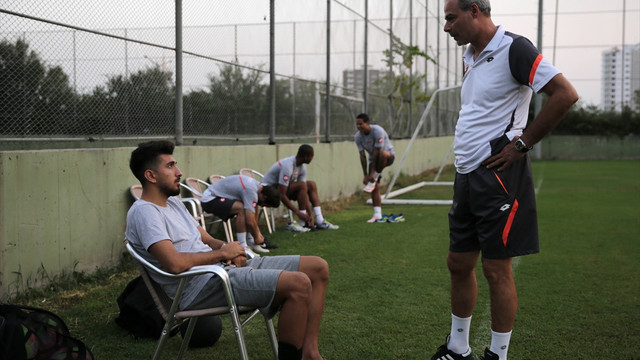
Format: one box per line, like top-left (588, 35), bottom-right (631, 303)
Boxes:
top-left (152, 319), bottom-right (175, 360)
top-left (229, 306), bottom-right (250, 360)
top-left (265, 317), bottom-right (279, 360)
top-left (263, 207), bottom-right (273, 234)
top-left (176, 318), bottom-right (197, 360)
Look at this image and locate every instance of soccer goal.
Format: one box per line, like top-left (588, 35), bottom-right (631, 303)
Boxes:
top-left (372, 85), bottom-right (461, 206)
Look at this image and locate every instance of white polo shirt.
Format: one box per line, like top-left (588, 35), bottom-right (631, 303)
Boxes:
top-left (454, 25), bottom-right (560, 174)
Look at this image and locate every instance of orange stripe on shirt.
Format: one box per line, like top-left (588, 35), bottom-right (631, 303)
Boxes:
top-left (238, 175), bottom-right (246, 189)
top-left (529, 54), bottom-right (543, 85)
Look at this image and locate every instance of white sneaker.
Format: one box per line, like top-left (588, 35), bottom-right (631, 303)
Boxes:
top-left (243, 247), bottom-right (260, 258)
top-left (367, 216), bottom-right (381, 223)
top-left (286, 221), bottom-right (310, 233)
top-left (315, 221), bottom-right (339, 230)
top-left (251, 244), bottom-right (270, 253)
top-left (363, 181), bottom-right (376, 193)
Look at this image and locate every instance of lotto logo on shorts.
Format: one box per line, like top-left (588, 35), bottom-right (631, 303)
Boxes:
top-left (220, 198), bottom-right (227, 202)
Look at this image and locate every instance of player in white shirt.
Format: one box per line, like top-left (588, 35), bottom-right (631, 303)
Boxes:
top-left (354, 113), bottom-right (395, 223)
top-left (262, 144), bottom-right (339, 231)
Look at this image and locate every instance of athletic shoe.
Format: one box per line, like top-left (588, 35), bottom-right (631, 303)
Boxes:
top-left (315, 221), bottom-right (339, 230)
top-left (262, 238), bottom-right (279, 249)
top-left (286, 221), bottom-right (310, 233)
top-left (363, 181), bottom-right (376, 192)
top-left (429, 336), bottom-right (473, 360)
top-left (376, 214), bottom-right (390, 223)
top-left (388, 213), bottom-right (405, 223)
top-left (367, 215), bottom-right (381, 223)
top-left (251, 244), bottom-right (270, 253)
top-left (479, 348), bottom-right (499, 360)
top-left (243, 247), bottom-right (260, 258)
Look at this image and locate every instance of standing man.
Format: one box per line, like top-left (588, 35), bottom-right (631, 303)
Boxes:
top-left (429, 1), bottom-right (578, 360)
top-left (126, 141), bottom-right (329, 360)
top-left (354, 113), bottom-right (395, 223)
top-left (201, 175), bottom-right (280, 254)
top-left (262, 144), bottom-right (339, 232)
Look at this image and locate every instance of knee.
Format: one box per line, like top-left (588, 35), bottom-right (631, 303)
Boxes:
top-left (446, 253), bottom-right (476, 276)
top-left (288, 272), bottom-right (313, 302)
top-left (481, 258), bottom-right (513, 285)
top-left (306, 180), bottom-right (317, 192)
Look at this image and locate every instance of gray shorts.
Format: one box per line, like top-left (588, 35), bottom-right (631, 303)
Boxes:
top-left (187, 255), bottom-right (300, 319)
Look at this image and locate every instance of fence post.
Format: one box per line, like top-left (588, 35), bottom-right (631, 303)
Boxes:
top-left (174, 0), bottom-right (183, 145)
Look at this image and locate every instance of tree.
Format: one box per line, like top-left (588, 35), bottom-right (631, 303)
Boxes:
top-left (0, 38), bottom-right (76, 136)
top-left (81, 66), bottom-right (174, 135)
top-left (381, 34), bottom-right (434, 137)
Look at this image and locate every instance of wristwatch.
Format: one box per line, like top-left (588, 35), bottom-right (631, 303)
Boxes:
top-left (514, 138), bottom-right (533, 153)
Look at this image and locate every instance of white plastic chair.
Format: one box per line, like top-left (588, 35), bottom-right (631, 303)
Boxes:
top-left (181, 178), bottom-right (233, 243)
top-left (124, 240), bottom-right (278, 360)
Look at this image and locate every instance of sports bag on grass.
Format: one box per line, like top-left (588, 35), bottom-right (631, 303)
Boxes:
top-left (0, 304), bottom-right (94, 360)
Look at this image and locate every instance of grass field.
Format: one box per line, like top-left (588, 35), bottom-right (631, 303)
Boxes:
top-left (13, 160), bottom-right (640, 359)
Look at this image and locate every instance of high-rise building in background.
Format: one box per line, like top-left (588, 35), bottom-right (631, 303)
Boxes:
top-left (343, 67), bottom-right (389, 98)
top-left (601, 43), bottom-right (640, 112)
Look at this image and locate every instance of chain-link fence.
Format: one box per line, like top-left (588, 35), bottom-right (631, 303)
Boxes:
top-left (1, 0), bottom-right (463, 149)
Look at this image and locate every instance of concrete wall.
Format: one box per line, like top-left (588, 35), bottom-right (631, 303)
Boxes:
top-left (0, 137), bottom-right (454, 298)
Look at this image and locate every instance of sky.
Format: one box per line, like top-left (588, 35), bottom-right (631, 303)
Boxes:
top-left (3, 0), bottom-right (639, 108)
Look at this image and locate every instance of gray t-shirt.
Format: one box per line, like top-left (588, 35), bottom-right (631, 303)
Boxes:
top-left (125, 196), bottom-right (214, 309)
top-left (261, 155), bottom-right (307, 187)
top-left (201, 175), bottom-right (260, 213)
top-left (354, 124), bottom-right (394, 163)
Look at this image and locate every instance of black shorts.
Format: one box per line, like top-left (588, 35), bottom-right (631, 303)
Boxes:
top-left (201, 197), bottom-right (235, 221)
top-left (448, 156), bottom-right (539, 259)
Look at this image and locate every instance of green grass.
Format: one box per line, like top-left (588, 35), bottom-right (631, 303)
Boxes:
top-left (12, 160), bottom-right (640, 359)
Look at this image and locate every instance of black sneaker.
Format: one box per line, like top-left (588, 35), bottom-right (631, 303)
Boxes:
top-left (303, 225), bottom-right (319, 232)
top-left (262, 238), bottom-right (278, 249)
top-left (479, 348), bottom-right (499, 360)
top-left (429, 336), bottom-right (472, 360)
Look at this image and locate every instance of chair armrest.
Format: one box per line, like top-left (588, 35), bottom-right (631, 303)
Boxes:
top-left (125, 242), bottom-right (229, 281)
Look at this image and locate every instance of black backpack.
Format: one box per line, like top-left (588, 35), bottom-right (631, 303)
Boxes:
top-left (0, 304), bottom-right (94, 360)
top-left (115, 276), bottom-right (176, 339)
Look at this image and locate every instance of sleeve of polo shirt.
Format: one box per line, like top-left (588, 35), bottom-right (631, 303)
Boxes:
top-left (509, 36), bottom-right (560, 93)
top-left (373, 126), bottom-right (384, 148)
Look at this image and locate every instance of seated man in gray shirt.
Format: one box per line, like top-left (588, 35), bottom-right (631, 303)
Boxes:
top-left (126, 141), bottom-right (329, 360)
top-left (201, 174), bottom-right (280, 253)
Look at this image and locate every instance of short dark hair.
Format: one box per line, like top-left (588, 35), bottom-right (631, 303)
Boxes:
top-left (260, 185), bottom-right (281, 208)
top-left (356, 113), bottom-right (370, 123)
top-left (129, 141), bottom-right (175, 184)
top-left (297, 144), bottom-right (314, 158)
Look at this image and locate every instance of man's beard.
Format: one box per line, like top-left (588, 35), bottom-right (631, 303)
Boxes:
top-left (160, 181), bottom-right (181, 197)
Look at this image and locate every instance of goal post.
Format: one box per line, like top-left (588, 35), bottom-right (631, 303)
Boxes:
top-left (370, 85), bottom-right (461, 206)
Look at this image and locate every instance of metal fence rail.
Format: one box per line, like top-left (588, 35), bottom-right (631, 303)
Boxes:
top-left (1, 0), bottom-right (463, 149)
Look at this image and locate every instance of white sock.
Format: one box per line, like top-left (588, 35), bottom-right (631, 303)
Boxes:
top-left (448, 314), bottom-right (472, 355)
top-left (313, 206), bottom-right (324, 224)
top-left (373, 171), bottom-right (380, 181)
top-left (236, 232), bottom-right (248, 247)
top-left (490, 329), bottom-right (511, 360)
top-left (373, 206), bottom-right (382, 218)
top-left (246, 233), bottom-right (255, 246)
top-left (300, 210), bottom-right (307, 227)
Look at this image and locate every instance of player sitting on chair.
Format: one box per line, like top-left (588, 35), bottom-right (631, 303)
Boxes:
top-left (201, 174), bottom-right (280, 254)
top-left (261, 144), bottom-right (339, 232)
top-left (126, 140), bottom-right (330, 360)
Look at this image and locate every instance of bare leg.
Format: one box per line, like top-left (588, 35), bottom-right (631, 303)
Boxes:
top-left (481, 257), bottom-right (517, 332)
top-left (447, 251), bottom-right (480, 317)
top-left (298, 256), bottom-right (329, 360)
